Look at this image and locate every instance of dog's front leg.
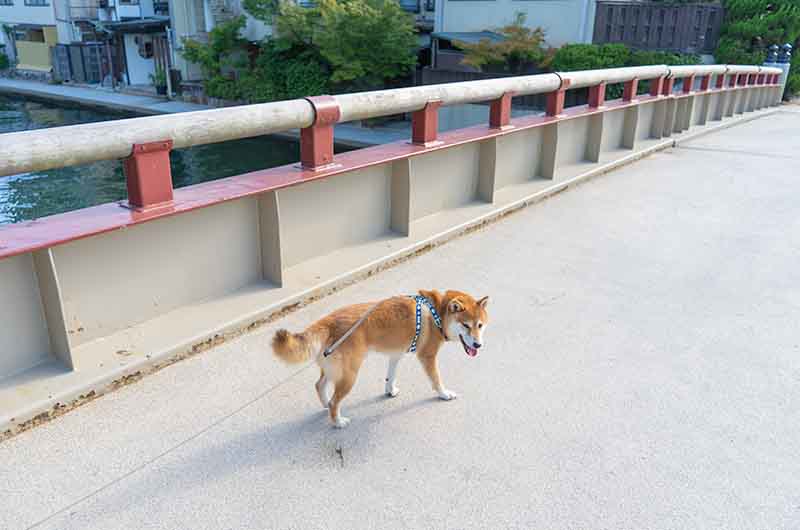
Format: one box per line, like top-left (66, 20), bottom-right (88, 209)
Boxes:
top-left (418, 352), bottom-right (457, 401)
top-left (385, 357), bottom-right (401, 397)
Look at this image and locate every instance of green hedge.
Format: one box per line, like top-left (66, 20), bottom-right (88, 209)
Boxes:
top-left (550, 44), bottom-right (700, 98)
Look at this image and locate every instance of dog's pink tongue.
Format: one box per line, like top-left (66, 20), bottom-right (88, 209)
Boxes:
top-left (466, 346), bottom-right (478, 357)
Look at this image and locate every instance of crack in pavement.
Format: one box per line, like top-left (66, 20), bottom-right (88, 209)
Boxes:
top-left (677, 145), bottom-right (800, 161)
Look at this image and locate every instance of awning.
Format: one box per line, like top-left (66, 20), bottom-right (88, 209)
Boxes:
top-left (431, 31), bottom-right (506, 45)
top-left (101, 17), bottom-right (170, 34)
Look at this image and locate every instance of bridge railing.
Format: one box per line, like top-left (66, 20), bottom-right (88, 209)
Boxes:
top-left (0, 64), bottom-right (783, 434)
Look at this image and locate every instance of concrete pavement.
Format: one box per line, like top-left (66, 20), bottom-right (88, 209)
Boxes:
top-left (2, 111), bottom-right (800, 529)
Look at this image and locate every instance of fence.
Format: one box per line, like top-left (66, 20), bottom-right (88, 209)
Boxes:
top-left (0, 64), bottom-right (784, 434)
top-left (593, 0), bottom-right (724, 54)
top-left (52, 43), bottom-right (110, 84)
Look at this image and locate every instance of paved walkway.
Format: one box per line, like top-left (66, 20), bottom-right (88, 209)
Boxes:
top-left (3, 111), bottom-right (800, 530)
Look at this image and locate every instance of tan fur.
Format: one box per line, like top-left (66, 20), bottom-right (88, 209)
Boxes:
top-left (272, 290), bottom-right (490, 428)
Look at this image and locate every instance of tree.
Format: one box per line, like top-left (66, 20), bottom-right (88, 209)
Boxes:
top-left (245, 0), bottom-right (418, 91)
top-left (455, 13), bottom-right (552, 74)
top-left (715, 0), bottom-right (800, 96)
top-left (181, 16), bottom-right (248, 99)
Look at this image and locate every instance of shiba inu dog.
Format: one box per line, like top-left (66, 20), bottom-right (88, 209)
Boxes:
top-left (272, 289), bottom-right (489, 428)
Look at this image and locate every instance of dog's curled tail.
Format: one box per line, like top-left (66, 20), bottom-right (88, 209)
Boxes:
top-left (272, 327), bottom-right (325, 364)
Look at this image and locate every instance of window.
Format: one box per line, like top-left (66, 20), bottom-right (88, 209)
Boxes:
top-left (0, 0), bottom-right (13, 6)
top-left (24, 0), bottom-right (49, 5)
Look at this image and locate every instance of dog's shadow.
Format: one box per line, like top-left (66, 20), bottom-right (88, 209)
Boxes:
top-left (74, 393), bottom-right (443, 523)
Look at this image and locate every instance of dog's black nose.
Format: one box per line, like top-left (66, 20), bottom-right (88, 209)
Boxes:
top-left (473, 341), bottom-right (482, 349)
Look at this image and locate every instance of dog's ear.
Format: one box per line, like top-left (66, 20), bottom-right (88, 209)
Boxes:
top-left (477, 296), bottom-right (489, 309)
top-left (448, 298), bottom-right (465, 313)
top-left (419, 289), bottom-right (443, 307)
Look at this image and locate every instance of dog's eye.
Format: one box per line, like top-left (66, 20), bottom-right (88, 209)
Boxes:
top-left (478, 322), bottom-right (483, 329)
top-left (462, 323), bottom-right (471, 330)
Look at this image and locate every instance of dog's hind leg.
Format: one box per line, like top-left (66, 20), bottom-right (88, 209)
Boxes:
top-left (384, 357), bottom-right (401, 398)
top-left (315, 368), bottom-right (332, 409)
top-left (329, 373), bottom-right (358, 429)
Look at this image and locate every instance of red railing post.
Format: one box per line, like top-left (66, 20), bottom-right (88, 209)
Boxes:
top-left (729, 74), bottom-right (737, 88)
top-left (700, 74), bottom-right (711, 91)
top-left (622, 78), bottom-right (638, 102)
top-left (411, 101), bottom-right (442, 146)
top-left (682, 75), bottom-right (695, 94)
top-left (123, 140), bottom-right (174, 210)
top-left (300, 95), bottom-right (340, 170)
top-left (661, 77), bottom-right (675, 96)
top-left (715, 74), bottom-right (726, 89)
top-left (546, 79), bottom-right (570, 117)
top-left (489, 92), bottom-right (514, 129)
top-left (650, 76), bottom-right (665, 96)
top-left (737, 73), bottom-right (748, 86)
top-left (588, 81), bottom-right (606, 108)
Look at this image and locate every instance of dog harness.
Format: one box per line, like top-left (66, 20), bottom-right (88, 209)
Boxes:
top-left (322, 295), bottom-right (443, 357)
top-left (407, 295), bottom-right (444, 353)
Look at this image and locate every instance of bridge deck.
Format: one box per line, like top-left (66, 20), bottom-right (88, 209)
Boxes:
top-left (3, 110), bottom-right (800, 530)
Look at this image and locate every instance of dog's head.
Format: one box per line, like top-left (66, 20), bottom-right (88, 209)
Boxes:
top-left (420, 290), bottom-right (490, 357)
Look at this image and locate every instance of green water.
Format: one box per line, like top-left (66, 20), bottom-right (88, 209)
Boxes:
top-left (0, 95), bottom-right (332, 225)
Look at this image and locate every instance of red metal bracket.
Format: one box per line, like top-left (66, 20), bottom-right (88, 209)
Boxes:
top-left (411, 101), bottom-right (443, 146)
top-left (622, 78), bottom-right (638, 102)
top-left (123, 140), bottom-right (174, 210)
top-left (729, 74), bottom-right (738, 88)
top-left (715, 74), bottom-right (725, 89)
top-left (588, 81), bottom-right (606, 108)
top-left (546, 78), bottom-right (570, 117)
top-left (489, 92), bottom-right (515, 129)
top-left (737, 74), bottom-right (748, 86)
top-left (300, 95), bottom-right (341, 171)
top-left (661, 77), bottom-right (675, 96)
top-left (682, 75), bottom-right (695, 94)
top-left (650, 76), bottom-right (665, 97)
top-left (700, 74), bottom-right (711, 91)
top-left (757, 73), bottom-right (765, 85)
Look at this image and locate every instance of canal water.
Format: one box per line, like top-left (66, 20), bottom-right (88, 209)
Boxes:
top-left (0, 95), bottom-right (337, 225)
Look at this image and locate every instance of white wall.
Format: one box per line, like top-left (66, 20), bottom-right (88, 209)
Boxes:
top-left (437, 0), bottom-right (595, 47)
top-left (123, 33), bottom-right (155, 85)
top-left (116, 3), bottom-right (143, 19)
top-left (0, 2), bottom-right (58, 26)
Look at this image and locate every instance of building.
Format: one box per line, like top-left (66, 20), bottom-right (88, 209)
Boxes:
top-left (433, 0), bottom-right (596, 49)
top-left (1, 0), bottom-right (172, 85)
top-left (430, 0), bottom-right (596, 73)
top-left (0, 0), bottom-right (60, 75)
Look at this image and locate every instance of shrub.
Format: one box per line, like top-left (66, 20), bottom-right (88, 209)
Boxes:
top-left (455, 13), bottom-right (552, 74)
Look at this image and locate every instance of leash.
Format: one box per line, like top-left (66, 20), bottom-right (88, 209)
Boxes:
top-left (322, 301), bottom-right (383, 357)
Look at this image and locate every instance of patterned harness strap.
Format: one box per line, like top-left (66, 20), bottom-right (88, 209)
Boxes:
top-left (408, 295), bottom-right (443, 353)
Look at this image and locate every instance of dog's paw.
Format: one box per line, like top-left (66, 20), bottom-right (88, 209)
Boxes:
top-left (437, 389), bottom-right (458, 401)
top-left (385, 385), bottom-right (400, 398)
top-left (332, 416), bottom-right (351, 429)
